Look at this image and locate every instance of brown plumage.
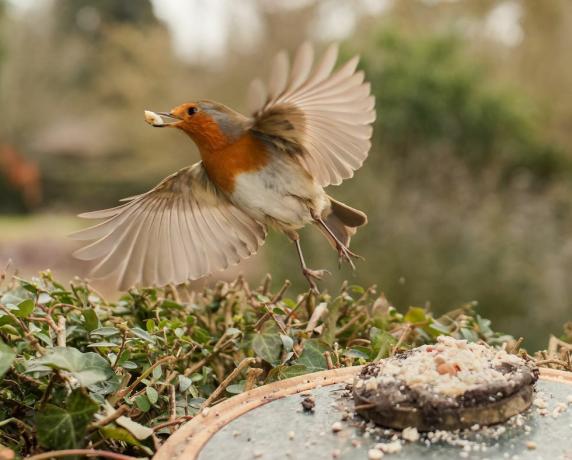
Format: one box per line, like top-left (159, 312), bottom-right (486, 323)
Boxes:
top-left (71, 42), bottom-right (375, 291)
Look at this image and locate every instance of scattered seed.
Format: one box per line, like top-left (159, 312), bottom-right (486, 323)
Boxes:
top-left (331, 421), bottom-right (343, 433)
top-left (525, 441), bottom-right (537, 450)
top-left (402, 426), bottom-right (420, 442)
top-left (367, 448), bottom-right (384, 459)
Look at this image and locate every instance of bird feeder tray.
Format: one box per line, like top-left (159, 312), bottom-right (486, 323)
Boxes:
top-left (154, 367), bottom-right (572, 460)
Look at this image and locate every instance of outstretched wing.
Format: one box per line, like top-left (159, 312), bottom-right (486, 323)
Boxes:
top-left (248, 42), bottom-right (375, 187)
top-left (71, 162), bottom-right (267, 289)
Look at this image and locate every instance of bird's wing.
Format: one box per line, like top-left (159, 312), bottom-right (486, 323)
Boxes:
top-left (247, 42), bottom-right (375, 187)
top-left (70, 162), bottom-right (267, 289)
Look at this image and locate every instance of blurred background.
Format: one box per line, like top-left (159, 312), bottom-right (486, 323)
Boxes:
top-left (1, 0), bottom-right (571, 349)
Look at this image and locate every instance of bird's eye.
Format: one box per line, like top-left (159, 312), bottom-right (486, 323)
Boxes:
top-left (187, 107), bottom-right (198, 116)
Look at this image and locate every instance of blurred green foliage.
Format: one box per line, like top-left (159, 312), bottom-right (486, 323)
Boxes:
top-left (364, 29), bottom-right (567, 180)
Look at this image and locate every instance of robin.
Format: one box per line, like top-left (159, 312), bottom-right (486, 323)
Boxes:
top-left (72, 43), bottom-right (375, 291)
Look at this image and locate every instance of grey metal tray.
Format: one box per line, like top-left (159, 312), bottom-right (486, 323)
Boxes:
top-left (154, 367), bottom-right (572, 460)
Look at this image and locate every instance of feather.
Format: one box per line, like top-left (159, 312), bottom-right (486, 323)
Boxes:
top-left (249, 43), bottom-right (375, 187)
top-left (72, 162), bottom-right (267, 288)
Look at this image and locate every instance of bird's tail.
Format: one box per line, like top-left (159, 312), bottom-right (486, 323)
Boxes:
top-left (317, 196), bottom-right (367, 249)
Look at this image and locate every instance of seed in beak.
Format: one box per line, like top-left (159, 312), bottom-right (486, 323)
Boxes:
top-left (144, 110), bottom-right (165, 127)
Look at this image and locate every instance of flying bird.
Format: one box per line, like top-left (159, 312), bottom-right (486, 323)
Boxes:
top-left (72, 43), bottom-right (375, 291)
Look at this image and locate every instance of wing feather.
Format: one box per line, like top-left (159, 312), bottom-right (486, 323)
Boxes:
top-left (250, 43), bottom-right (375, 187)
top-left (72, 162), bottom-right (267, 288)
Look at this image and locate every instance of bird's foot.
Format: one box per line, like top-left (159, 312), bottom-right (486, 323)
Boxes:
top-left (336, 244), bottom-right (363, 270)
top-left (302, 268), bottom-right (331, 293)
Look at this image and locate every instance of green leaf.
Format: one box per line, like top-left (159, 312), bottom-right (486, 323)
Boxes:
top-left (267, 364), bottom-right (309, 382)
top-left (36, 390), bottom-right (98, 450)
top-left (226, 382), bottom-right (245, 394)
top-left (297, 339), bottom-right (330, 372)
top-left (252, 325), bottom-right (282, 365)
top-left (178, 375), bottom-right (193, 392)
top-left (371, 328), bottom-right (397, 360)
top-left (152, 364), bottom-right (163, 380)
top-left (99, 426), bottom-right (142, 448)
top-left (82, 309), bottom-right (99, 332)
top-left (280, 334), bottom-right (294, 352)
top-left (90, 327), bottom-right (120, 337)
top-left (146, 386), bottom-right (159, 405)
top-left (404, 306), bottom-right (427, 324)
top-left (115, 414), bottom-right (153, 440)
top-left (14, 299), bottom-right (35, 318)
top-left (0, 341), bottom-right (15, 377)
top-left (130, 327), bottom-right (155, 344)
top-left (343, 348), bottom-right (370, 360)
top-left (28, 347), bottom-right (114, 386)
top-left (87, 342), bottom-right (118, 348)
top-left (121, 361), bottom-right (138, 370)
top-left (134, 394), bottom-right (151, 412)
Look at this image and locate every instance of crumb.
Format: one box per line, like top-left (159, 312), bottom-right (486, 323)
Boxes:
top-left (331, 422), bottom-right (343, 433)
top-left (367, 448), bottom-right (384, 459)
top-left (533, 397), bottom-right (547, 409)
top-left (331, 449), bottom-right (341, 459)
top-left (232, 430), bottom-right (240, 437)
top-left (402, 426), bottom-right (420, 442)
top-left (375, 441), bottom-right (402, 453)
top-left (288, 431), bottom-right (295, 440)
top-left (566, 395), bottom-right (572, 404)
top-left (525, 441), bottom-right (536, 450)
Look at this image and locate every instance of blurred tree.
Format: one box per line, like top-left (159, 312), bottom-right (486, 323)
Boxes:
top-left (361, 29), bottom-right (567, 182)
top-left (57, 0), bottom-right (156, 35)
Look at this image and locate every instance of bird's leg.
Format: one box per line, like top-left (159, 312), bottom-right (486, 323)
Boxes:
top-left (288, 231), bottom-right (330, 292)
top-left (313, 217), bottom-right (363, 270)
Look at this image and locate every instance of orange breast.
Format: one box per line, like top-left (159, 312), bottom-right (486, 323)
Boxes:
top-left (200, 133), bottom-right (270, 194)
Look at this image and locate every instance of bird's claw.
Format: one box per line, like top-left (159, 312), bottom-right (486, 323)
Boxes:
top-left (336, 244), bottom-right (363, 270)
top-left (302, 268), bottom-right (331, 293)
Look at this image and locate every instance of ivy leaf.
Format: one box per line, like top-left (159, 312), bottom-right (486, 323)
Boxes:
top-left (371, 328), bottom-right (397, 360)
top-left (135, 395), bottom-right (151, 412)
top-left (146, 386), bottom-right (159, 405)
top-left (130, 327), bottom-right (155, 344)
top-left (82, 309), bottom-right (99, 332)
top-left (90, 327), bottom-right (120, 337)
top-left (36, 390), bottom-right (98, 450)
top-left (28, 347), bottom-right (114, 386)
top-left (404, 306), bottom-right (427, 324)
top-left (178, 375), bottom-right (193, 393)
top-left (0, 341), bottom-right (15, 377)
top-left (267, 364), bottom-right (309, 382)
top-left (297, 339), bottom-right (330, 372)
top-left (252, 325), bottom-right (282, 365)
top-left (14, 299), bottom-right (35, 318)
top-left (226, 382), bottom-right (245, 394)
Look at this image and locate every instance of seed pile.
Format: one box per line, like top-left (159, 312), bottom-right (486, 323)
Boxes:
top-left (355, 336), bottom-right (538, 400)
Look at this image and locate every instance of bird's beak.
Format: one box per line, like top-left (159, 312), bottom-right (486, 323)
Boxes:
top-left (144, 110), bottom-right (181, 127)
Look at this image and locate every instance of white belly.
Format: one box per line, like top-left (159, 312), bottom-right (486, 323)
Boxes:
top-left (231, 159), bottom-right (327, 229)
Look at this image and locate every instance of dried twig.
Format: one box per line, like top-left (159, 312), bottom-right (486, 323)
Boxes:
top-left (201, 358), bottom-right (256, 408)
top-left (90, 405), bottom-right (129, 430)
top-left (27, 449), bottom-right (136, 460)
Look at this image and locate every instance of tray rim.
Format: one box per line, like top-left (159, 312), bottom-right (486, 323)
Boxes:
top-left (153, 367), bottom-right (572, 460)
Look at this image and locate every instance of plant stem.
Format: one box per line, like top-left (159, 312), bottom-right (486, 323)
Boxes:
top-left (116, 356), bottom-right (175, 400)
top-left (201, 357), bottom-right (256, 408)
top-left (90, 404), bottom-right (129, 430)
top-left (27, 449), bottom-right (136, 460)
